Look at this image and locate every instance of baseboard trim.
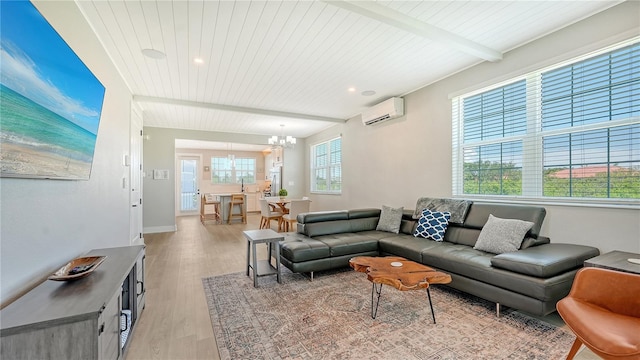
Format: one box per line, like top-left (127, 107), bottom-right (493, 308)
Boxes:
top-left (143, 225), bottom-right (177, 234)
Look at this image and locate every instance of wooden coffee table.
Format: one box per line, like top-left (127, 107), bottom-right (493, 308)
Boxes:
top-left (349, 256), bottom-right (452, 323)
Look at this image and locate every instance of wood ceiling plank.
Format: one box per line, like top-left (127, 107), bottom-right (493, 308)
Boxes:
top-left (201, 1), bottom-right (236, 104)
top-left (209, 1), bottom-right (253, 104)
top-left (155, 0), bottom-right (180, 100)
top-left (187, 0), bottom-right (204, 102)
top-left (171, 0), bottom-right (189, 101)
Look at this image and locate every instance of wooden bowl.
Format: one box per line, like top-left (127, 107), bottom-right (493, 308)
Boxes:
top-left (48, 256), bottom-right (107, 281)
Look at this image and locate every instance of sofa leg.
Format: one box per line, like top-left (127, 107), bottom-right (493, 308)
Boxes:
top-left (496, 303), bottom-right (500, 317)
top-left (310, 271), bottom-right (314, 282)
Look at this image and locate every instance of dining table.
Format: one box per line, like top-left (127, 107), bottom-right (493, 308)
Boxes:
top-left (267, 198), bottom-right (290, 214)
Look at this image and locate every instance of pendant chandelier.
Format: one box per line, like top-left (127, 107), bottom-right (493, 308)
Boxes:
top-left (268, 124), bottom-right (296, 148)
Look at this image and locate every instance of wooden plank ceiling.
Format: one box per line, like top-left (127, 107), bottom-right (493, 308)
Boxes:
top-left (77, 0), bottom-right (621, 140)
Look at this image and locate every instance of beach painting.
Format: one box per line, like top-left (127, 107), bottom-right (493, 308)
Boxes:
top-left (0, 1), bottom-right (105, 180)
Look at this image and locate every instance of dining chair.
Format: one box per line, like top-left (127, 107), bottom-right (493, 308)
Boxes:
top-left (259, 199), bottom-right (284, 231)
top-left (200, 194), bottom-right (220, 224)
top-left (556, 267), bottom-right (640, 360)
top-left (228, 193), bottom-right (246, 224)
top-left (281, 199), bottom-right (311, 232)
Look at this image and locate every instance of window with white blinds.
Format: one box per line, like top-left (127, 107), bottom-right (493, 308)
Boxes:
top-left (311, 137), bottom-right (342, 193)
top-left (452, 40), bottom-right (639, 202)
top-left (211, 157), bottom-right (256, 184)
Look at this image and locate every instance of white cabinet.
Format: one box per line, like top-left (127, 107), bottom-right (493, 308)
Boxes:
top-left (246, 193), bottom-right (257, 211)
top-left (264, 153), bottom-right (273, 180)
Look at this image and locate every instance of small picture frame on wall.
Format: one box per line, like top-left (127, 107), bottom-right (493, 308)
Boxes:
top-left (153, 169), bottom-right (169, 180)
top-left (204, 166), bottom-right (210, 172)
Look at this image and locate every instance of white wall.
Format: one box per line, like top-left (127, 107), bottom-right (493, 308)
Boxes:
top-left (142, 127), bottom-right (306, 232)
top-left (0, 2), bottom-right (133, 305)
top-left (305, 2), bottom-right (640, 253)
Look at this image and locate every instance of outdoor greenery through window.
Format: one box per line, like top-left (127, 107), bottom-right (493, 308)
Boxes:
top-left (311, 137), bottom-right (342, 193)
top-left (452, 40), bottom-right (639, 201)
top-left (211, 157), bottom-right (256, 184)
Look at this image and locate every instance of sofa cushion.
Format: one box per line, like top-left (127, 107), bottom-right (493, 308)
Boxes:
top-left (464, 203), bottom-right (546, 238)
top-left (491, 243), bottom-right (601, 278)
top-left (378, 235), bottom-right (441, 263)
top-left (442, 226), bottom-right (481, 247)
top-left (413, 209), bottom-right (451, 241)
top-left (348, 208), bottom-right (381, 219)
top-left (280, 234), bottom-right (330, 262)
top-left (376, 205), bottom-right (403, 233)
top-left (473, 215), bottom-right (534, 254)
top-left (314, 233), bottom-right (379, 257)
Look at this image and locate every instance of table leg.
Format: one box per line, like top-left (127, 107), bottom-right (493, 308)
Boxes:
top-left (426, 287), bottom-right (436, 324)
top-left (251, 243), bottom-right (258, 287)
top-left (252, 242), bottom-right (258, 287)
top-left (246, 239), bottom-right (250, 277)
top-left (275, 241), bottom-right (281, 284)
top-left (371, 283), bottom-right (383, 319)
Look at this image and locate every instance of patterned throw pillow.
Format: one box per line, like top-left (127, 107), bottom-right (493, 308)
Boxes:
top-left (473, 214), bottom-right (534, 254)
top-left (376, 205), bottom-right (404, 233)
top-left (413, 209), bottom-right (451, 241)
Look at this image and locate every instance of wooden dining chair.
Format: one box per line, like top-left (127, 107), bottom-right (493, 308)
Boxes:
top-left (282, 199), bottom-right (310, 232)
top-left (259, 199), bottom-right (283, 231)
top-left (200, 194), bottom-right (220, 224)
top-left (227, 193), bottom-right (246, 224)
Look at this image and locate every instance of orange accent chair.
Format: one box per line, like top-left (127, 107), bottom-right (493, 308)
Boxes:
top-left (556, 267), bottom-right (640, 360)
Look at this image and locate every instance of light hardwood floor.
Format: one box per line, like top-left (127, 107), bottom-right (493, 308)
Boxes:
top-left (124, 214), bottom-right (598, 360)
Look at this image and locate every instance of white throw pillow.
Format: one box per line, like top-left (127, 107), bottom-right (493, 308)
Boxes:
top-left (473, 214), bottom-right (534, 254)
top-left (376, 205), bottom-right (403, 234)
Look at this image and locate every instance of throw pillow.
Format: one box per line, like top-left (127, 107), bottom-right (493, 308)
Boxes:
top-left (376, 205), bottom-right (403, 233)
top-left (473, 214), bottom-right (535, 254)
top-left (413, 209), bottom-right (451, 241)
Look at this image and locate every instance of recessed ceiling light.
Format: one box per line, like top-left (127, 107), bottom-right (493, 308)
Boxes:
top-left (361, 90), bottom-right (376, 96)
top-left (348, 87), bottom-right (356, 92)
top-left (141, 48), bottom-right (166, 59)
top-left (194, 57), bottom-right (204, 64)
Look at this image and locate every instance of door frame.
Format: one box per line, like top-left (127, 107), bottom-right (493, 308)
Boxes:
top-left (175, 154), bottom-right (202, 216)
top-left (130, 103), bottom-right (143, 246)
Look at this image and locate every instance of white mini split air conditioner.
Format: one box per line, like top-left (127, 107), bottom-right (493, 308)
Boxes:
top-left (361, 97), bottom-right (404, 126)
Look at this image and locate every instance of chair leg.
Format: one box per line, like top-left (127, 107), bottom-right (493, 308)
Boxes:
top-left (566, 338), bottom-right (583, 360)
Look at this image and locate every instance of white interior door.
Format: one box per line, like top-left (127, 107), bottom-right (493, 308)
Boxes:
top-left (129, 104), bottom-right (143, 245)
top-left (176, 155), bottom-right (201, 216)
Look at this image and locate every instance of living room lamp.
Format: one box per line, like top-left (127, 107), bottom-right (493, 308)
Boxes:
top-left (268, 124), bottom-right (296, 148)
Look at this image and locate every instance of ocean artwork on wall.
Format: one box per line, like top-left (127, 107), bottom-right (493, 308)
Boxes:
top-left (0, 1), bottom-right (105, 180)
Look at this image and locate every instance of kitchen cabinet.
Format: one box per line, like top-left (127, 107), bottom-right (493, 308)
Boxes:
top-left (246, 193), bottom-right (257, 211)
top-left (244, 193), bottom-right (263, 212)
top-left (1, 245), bottom-right (145, 360)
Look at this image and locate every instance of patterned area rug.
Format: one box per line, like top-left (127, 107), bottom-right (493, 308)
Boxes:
top-left (202, 268), bottom-right (574, 360)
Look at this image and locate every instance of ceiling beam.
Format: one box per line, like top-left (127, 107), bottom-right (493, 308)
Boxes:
top-left (133, 95), bottom-right (347, 124)
top-left (323, 1), bottom-right (502, 62)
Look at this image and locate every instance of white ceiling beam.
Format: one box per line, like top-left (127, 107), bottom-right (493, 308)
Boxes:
top-left (133, 95), bottom-right (347, 123)
top-left (323, 1), bottom-right (503, 62)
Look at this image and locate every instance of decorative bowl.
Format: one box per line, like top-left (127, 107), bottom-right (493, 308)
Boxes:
top-left (48, 256), bottom-right (107, 281)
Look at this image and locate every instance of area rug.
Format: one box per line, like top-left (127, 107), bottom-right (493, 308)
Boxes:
top-left (202, 268), bottom-right (574, 360)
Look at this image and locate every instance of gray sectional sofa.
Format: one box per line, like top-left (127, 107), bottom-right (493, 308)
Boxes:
top-left (279, 201), bottom-right (599, 316)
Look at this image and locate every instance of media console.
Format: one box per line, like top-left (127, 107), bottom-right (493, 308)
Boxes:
top-left (0, 245), bottom-right (145, 359)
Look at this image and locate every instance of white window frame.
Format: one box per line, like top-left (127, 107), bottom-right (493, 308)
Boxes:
top-left (452, 38), bottom-right (640, 207)
top-left (310, 137), bottom-right (342, 194)
top-left (211, 156), bottom-right (256, 184)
